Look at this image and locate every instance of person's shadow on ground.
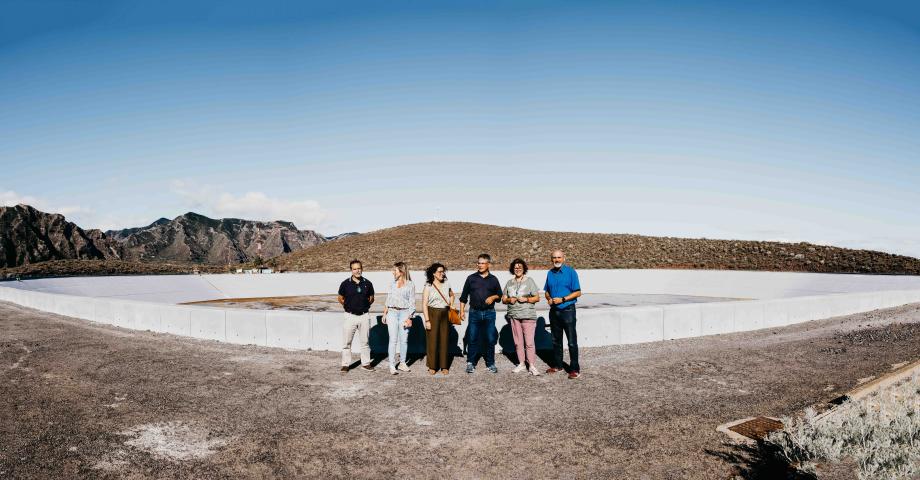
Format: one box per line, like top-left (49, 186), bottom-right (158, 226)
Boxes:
top-left (498, 316), bottom-right (558, 368)
top-left (368, 315), bottom-right (463, 369)
top-left (705, 442), bottom-right (812, 479)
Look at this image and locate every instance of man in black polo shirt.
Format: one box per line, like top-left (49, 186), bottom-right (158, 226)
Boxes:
top-left (459, 253), bottom-right (503, 374)
top-left (337, 259), bottom-right (375, 372)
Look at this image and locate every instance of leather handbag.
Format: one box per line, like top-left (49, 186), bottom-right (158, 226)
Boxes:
top-left (432, 283), bottom-right (462, 325)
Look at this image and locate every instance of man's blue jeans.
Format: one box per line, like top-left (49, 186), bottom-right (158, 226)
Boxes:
top-left (466, 308), bottom-right (497, 367)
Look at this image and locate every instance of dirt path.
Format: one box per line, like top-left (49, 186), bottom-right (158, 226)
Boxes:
top-left (1, 301), bottom-right (919, 479)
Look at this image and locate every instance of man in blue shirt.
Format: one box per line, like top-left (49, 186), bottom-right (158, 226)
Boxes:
top-left (544, 250), bottom-right (582, 379)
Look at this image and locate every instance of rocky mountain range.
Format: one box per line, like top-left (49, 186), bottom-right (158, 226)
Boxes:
top-left (4, 206), bottom-right (920, 276)
top-left (104, 212), bottom-right (326, 264)
top-left (0, 204), bottom-right (108, 267)
top-left (0, 204), bottom-right (328, 268)
top-left (276, 221), bottom-right (920, 275)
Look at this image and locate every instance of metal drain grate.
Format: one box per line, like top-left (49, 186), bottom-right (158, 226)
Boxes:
top-left (727, 416), bottom-right (783, 441)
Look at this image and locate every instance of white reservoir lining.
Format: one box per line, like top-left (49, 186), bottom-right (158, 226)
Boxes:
top-left (2, 269), bottom-right (920, 351)
top-left (10, 269), bottom-right (920, 303)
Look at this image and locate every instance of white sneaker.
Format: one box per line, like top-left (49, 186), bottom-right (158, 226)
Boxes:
top-left (389, 366), bottom-right (398, 375)
top-left (529, 366), bottom-right (542, 376)
top-left (512, 364), bottom-right (526, 373)
top-left (398, 363), bottom-right (411, 372)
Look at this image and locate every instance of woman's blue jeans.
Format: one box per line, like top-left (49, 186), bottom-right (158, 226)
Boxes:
top-left (386, 308), bottom-right (412, 367)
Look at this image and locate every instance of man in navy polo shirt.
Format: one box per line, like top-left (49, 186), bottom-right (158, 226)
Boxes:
top-left (544, 249), bottom-right (582, 379)
top-left (337, 259), bottom-right (375, 372)
top-left (459, 253), bottom-right (503, 374)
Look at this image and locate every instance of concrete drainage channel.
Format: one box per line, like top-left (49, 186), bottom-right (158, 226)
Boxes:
top-left (824, 358), bottom-right (920, 409)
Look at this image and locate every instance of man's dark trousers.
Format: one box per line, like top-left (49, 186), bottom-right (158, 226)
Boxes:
top-left (549, 305), bottom-right (579, 372)
top-left (466, 308), bottom-right (497, 367)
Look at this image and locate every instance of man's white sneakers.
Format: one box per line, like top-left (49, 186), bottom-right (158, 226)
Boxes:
top-left (512, 364), bottom-right (527, 373)
top-left (529, 366), bottom-right (542, 376)
top-left (397, 363), bottom-right (411, 372)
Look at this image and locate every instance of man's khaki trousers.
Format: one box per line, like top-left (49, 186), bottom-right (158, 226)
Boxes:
top-left (342, 312), bottom-right (371, 367)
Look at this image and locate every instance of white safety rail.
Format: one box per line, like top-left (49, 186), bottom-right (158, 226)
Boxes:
top-left (2, 270), bottom-right (920, 351)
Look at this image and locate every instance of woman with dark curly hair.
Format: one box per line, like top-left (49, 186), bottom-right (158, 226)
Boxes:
top-left (502, 258), bottom-right (541, 375)
top-left (421, 262), bottom-right (455, 375)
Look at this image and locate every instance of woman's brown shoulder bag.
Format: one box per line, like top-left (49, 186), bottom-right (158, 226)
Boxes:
top-left (432, 283), bottom-right (462, 325)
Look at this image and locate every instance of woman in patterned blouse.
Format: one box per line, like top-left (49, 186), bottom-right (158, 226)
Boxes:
top-left (383, 261), bottom-right (416, 375)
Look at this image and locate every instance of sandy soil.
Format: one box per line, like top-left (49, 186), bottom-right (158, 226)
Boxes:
top-left (185, 292), bottom-right (740, 312)
top-left (2, 300), bottom-right (919, 479)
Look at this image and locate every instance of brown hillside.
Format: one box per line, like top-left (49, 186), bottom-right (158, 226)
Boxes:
top-left (275, 222), bottom-right (920, 274)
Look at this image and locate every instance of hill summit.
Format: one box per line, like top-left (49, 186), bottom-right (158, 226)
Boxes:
top-left (275, 221), bottom-right (920, 274)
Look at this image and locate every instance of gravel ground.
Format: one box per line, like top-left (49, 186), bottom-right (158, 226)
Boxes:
top-left (2, 301), bottom-right (919, 479)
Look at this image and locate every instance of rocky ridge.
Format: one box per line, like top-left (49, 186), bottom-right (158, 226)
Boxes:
top-left (0, 204), bottom-right (108, 267)
top-left (0, 205), bottom-right (327, 268)
top-left (107, 212), bottom-right (326, 264)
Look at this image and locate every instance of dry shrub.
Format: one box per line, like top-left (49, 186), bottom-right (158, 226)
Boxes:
top-left (765, 374), bottom-right (920, 479)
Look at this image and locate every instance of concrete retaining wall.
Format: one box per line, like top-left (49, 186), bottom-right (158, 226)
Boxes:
top-left (2, 276), bottom-right (920, 354)
top-left (200, 269), bottom-right (920, 299)
top-left (10, 270), bottom-right (920, 303)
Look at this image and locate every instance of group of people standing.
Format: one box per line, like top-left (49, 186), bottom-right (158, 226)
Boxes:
top-left (337, 250), bottom-right (582, 379)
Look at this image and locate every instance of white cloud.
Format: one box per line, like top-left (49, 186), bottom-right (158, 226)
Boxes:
top-left (1, 189), bottom-right (93, 219)
top-left (830, 237), bottom-right (920, 260)
top-left (57, 205), bottom-right (94, 216)
top-left (171, 180), bottom-right (328, 230)
top-left (80, 212), bottom-right (156, 232)
top-left (0, 189), bottom-right (39, 207)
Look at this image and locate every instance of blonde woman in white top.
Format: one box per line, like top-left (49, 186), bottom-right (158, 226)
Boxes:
top-left (383, 262), bottom-right (416, 375)
top-left (422, 262), bottom-right (455, 375)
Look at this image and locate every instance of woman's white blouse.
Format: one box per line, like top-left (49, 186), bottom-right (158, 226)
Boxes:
top-left (386, 280), bottom-right (416, 311)
top-left (424, 280), bottom-right (452, 308)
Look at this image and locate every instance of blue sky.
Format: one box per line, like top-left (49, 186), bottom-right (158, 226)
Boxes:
top-left (2, 0), bottom-right (919, 257)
